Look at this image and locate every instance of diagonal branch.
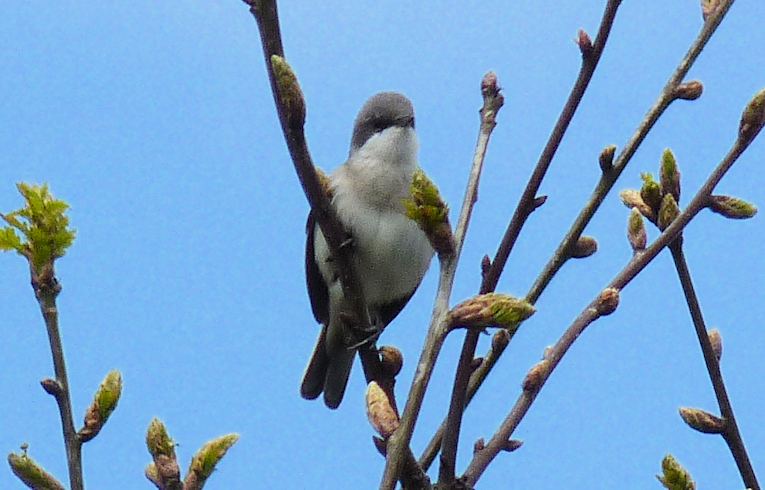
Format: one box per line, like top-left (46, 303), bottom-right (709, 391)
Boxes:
top-left (461, 109), bottom-right (759, 486)
top-left (380, 74), bottom-right (504, 490)
top-left (245, 0), bottom-right (428, 486)
top-left (419, 0), bottom-right (736, 470)
top-left (669, 243), bottom-right (760, 490)
top-left (436, 1), bottom-right (622, 482)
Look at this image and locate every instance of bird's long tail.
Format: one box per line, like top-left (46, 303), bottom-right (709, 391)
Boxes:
top-left (300, 326), bottom-right (355, 409)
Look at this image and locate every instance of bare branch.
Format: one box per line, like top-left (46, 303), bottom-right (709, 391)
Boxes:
top-left (380, 73), bottom-right (504, 489)
top-left (420, 0), bottom-right (736, 470)
top-left (462, 116), bottom-right (757, 486)
top-left (33, 264), bottom-right (83, 490)
top-left (669, 244), bottom-right (760, 490)
top-left (423, 0), bottom-right (623, 473)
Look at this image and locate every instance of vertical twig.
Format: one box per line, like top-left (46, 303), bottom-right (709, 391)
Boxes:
top-left (34, 265), bottom-right (84, 490)
top-left (436, 2), bottom-right (622, 482)
top-left (669, 244), bottom-right (759, 490)
top-left (380, 74), bottom-right (504, 490)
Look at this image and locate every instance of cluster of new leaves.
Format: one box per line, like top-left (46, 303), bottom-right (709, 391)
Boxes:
top-left (0, 183), bottom-right (76, 271)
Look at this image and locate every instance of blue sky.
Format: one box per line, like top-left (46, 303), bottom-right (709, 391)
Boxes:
top-left (1, 2), bottom-right (763, 489)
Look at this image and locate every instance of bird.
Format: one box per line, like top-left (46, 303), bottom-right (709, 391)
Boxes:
top-left (300, 92), bottom-right (435, 409)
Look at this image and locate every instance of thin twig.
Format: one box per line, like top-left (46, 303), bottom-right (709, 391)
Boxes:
top-left (669, 243), bottom-right (760, 490)
top-left (33, 265), bottom-right (83, 490)
top-left (419, 0), bottom-right (735, 469)
top-left (436, 1), bottom-right (621, 481)
top-left (462, 124), bottom-right (755, 486)
top-left (380, 74), bottom-right (504, 490)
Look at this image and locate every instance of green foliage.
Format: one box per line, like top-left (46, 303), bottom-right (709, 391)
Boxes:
top-left (7, 451), bottom-right (65, 490)
top-left (488, 294), bottom-right (536, 332)
top-left (657, 454), bottom-right (695, 490)
top-left (0, 183), bottom-right (76, 270)
top-left (146, 418), bottom-right (176, 458)
top-left (404, 168), bottom-right (449, 230)
top-left (660, 149), bottom-right (681, 202)
top-left (96, 370), bottom-right (123, 421)
top-left (189, 434), bottom-right (240, 482)
top-left (709, 195), bottom-right (758, 219)
top-left (640, 172), bottom-right (662, 214)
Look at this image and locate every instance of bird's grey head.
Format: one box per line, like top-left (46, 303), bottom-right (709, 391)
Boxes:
top-left (349, 92), bottom-right (415, 154)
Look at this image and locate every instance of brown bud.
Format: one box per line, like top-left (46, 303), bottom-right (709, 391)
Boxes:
top-left (501, 439), bottom-right (524, 453)
top-left (372, 436), bottom-right (387, 456)
top-left (570, 235), bottom-right (598, 259)
top-left (542, 345), bottom-right (554, 360)
top-left (679, 407), bottom-right (726, 434)
top-left (674, 80), bottom-right (704, 101)
top-left (577, 29), bottom-right (593, 58)
top-left (481, 254), bottom-right (492, 279)
top-left (532, 195), bottom-right (548, 210)
top-left (708, 329), bottom-right (723, 361)
top-left (627, 208), bottom-right (647, 252)
top-left (620, 189), bottom-right (656, 223)
top-left (595, 288), bottom-right (620, 316)
top-left (599, 145), bottom-right (617, 172)
top-left (470, 357), bottom-right (484, 373)
top-left (491, 329), bottom-right (511, 352)
top-left (522, 360), bottom-right (549, 392)
top-left (40, 378), bottom-right (60, 396)
top-left (480, 71), bottom-right (504, 129)
top-left (739, 87), bottom-right (765, 145)
top-left (700, 0), bottom-right (722, 21)
top-left (366, 381), bottom-right (400, 439)
top-left (473, 438), bottom-right (485, 454)
top-left (379, 346), bottom-right (404, 377)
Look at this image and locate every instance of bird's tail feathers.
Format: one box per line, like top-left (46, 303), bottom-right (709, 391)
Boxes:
top-left (300, 327), bottom-right (330, 401)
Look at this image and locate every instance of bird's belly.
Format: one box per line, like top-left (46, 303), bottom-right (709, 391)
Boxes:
top-left (353, 211), bottom-right (434, 305)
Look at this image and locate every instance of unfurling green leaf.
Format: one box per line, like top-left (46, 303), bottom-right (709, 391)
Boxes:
top-left (660, 149), bottom-right (681, 202)
top-left (628, 207), bottom-right (647, 252)
top-left (658, 194), bottom-right (680, 231)
top-left (146, 418), bottom-right (176, 459)
top-left (8, 451), bottom-right (65, 490)
top-left (739, 87), bottom-right (765, 145)
top-left (184, 434), bottom-right (240, 489)
top-left (657, 454), bottom-right (696, 490)
top-left (80, 370), bottom-right (123, 442)
top-left (270, 55), bottom-right (306, 129)
top-left (640, 173), bottom-right (662, 215)
top-left (0, 183), bottom-right (76, 271)
top-left (708, 195), bottom-right (758, 220)
top-left (404, 169), bottom-right (454, 257)
top-left (449, 293), bottom-right (535, 334)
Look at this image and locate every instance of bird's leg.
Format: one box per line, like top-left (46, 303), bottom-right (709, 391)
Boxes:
top-left (342, 311), bottom-right (383, 350)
